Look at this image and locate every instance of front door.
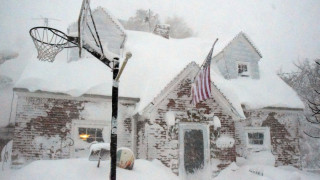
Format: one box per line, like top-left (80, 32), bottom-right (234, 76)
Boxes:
top-left (179, 123), bottom-right (209, 179)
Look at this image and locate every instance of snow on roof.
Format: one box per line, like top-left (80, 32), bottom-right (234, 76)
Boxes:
top-left (15, 29), bottom-right (304, 115)
top-left (211, 63), bottom-right (305, 112)
top-left (15, 30), bottom-right (213, 112)
top-left (96, 7), bottom-right (126, 35)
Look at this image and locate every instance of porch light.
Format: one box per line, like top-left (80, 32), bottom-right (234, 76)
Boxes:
top-left (79, 133), bottom-right (90, 140)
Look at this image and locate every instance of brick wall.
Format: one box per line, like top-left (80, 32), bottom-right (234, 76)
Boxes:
top-left (137, 69), bottom-right (236, 175)
top-left (235, 108), bottom-right (302, 168)
top-left (11, 90), bottom-right (137, 168)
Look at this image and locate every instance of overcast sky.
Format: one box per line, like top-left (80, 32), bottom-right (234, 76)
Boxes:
top-left (0, 0), bottom-right (319, 127)
top-left (0, 0), bottom-right (319, 79)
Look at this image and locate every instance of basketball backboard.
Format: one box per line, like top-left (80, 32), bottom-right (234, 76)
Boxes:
top-left (75, 0), bottom-right (127, 61)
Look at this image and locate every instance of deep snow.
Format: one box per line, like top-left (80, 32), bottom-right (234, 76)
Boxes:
top-left (0, 159), bottom-right (178, 180)
top-left (1, 157), bottom-right (319, 180)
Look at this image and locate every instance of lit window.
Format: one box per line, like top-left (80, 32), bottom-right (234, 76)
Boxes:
top-left (237, 62), bottom-right (250, 77)
top-left (78, 128), bottom-right (104, 143)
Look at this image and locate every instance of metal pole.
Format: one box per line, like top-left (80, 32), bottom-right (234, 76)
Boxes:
top-left (110, 58), bottom-right (119, 180)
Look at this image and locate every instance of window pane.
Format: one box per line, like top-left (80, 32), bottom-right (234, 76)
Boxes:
top-left (96, 129), bottom-right (103, 138)
top-left (238, 65), bottom-right (242, 73)
top-left (87, 128), bottom-right (96, 136)
top-left (248, 132), bottom-right (265, 145)
top-left (79, 128), bottom-right (86, 135)
top-left (243, 65), bottom-right (247, 72)
top-left (87, 137), bottom-right (95, 143)
top-left (254, 133), bottom-right (260, 139)
top-left (259, 133), bottom-right (264, 139)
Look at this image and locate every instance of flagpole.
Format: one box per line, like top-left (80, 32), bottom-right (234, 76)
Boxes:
top-left (193, 38), bottom-right (219, 82)
top-left (201, 38), bottom-right (218, 68)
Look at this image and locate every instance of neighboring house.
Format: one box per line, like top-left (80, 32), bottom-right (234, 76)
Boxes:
top-left (5, 22), bottom-right (304, 178)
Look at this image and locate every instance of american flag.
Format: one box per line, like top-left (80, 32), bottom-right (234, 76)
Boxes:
top-left (191, 40), bottom-right (217, 106)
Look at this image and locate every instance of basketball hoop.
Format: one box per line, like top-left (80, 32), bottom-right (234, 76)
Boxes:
top-left (29, 27), bottom-right (72, 62)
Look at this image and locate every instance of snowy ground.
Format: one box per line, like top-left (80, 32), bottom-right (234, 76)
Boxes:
top-left (215, 163), bottom-right (319, 180)
top-left (0, 159), bottom-right (178, 180)
top-left (1, 158), bottom-right (319, 180)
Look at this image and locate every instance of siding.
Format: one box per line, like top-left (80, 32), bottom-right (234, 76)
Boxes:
top-left (216, 35), bottom-right (261, 79)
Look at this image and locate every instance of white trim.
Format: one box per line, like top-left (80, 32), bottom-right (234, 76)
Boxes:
top-left (179, 123), bottom-right (210, 179)
top-left (71, 120), bottom-right (110, 158)
top-left (244, 127), bottom-right (271, 150)
top-left (236, 61), bottom-right (250, 77)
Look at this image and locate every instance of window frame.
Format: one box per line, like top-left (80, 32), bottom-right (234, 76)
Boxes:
top-left (71, 120), bottom-right (110, 157)
top-left (244, 127), bottom-right (271, 150)
top-left (78, 127), bottom-right (104, 143)
top-left (236, 61), bottom-right (250, 77)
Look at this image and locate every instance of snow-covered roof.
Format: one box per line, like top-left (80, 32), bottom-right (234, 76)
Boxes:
top-left (93, 7), bottom-right (126, 36)
top-left (15, 30), bottom-right (213, 112)
top-left (15, 30), bottom-right (304, 115)
top-left (211, 63), bottom-right (305, 113)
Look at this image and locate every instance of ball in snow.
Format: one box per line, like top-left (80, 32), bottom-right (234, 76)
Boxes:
top-left (117, 147), bottom-right (135, 170)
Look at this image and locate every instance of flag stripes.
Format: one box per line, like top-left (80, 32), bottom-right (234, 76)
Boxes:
top-left (192, 64), bottom-right (211, 105)
top-left (191, 39), bottom-right (218, 106)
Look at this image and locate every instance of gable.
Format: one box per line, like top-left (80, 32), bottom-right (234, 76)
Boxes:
top-left (224, 33), bottom-right (262, 61)
top-left (239, 33), bottom-right (262, 58)
top-left (141, 62), bottom-right (199, 114)
top-left (212, 32), bottom-right (262, 79)
top-left (213, 32), bottom-right (262, 64)
top-left (141, 62), bottom-right (243, 120)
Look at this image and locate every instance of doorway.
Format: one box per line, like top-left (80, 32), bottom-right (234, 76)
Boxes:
top-left (179, 123), bottom-right (210, 179)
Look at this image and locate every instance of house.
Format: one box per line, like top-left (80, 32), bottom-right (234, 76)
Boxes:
top-left (134, 32), bottom-right (304, 178)
top-left (3, 8), bottom-right (304, 177)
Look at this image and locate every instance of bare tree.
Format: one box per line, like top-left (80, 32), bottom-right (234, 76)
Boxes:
top-left (165, 16), bottom-right (194, 39)
top-left (279, 59), bottom-right (320, 169)
top-left (279, 59), bottom-right (320, 138)
top-left (304, 61), bottom-right (320, 137)
top-left (125, 9), bottom-right (160, 32)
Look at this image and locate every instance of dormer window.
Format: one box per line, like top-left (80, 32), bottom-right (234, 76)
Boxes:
top-left (237, 62), bottom-right (250, 77)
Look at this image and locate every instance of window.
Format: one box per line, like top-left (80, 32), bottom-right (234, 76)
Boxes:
top-left (248, 132), bottom-right (264, 145)
top-left (237, 62), bottom-right (250, 77)
top-left (245, 127), bottom-right (270, 149)
top-left (78, 127), bottom-right (104, 143)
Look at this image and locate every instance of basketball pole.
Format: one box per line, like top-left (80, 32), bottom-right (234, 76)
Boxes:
top-left (109, 52), bottom-right (131, 180)
top-left (110, 57), bottom-right (119, 180)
